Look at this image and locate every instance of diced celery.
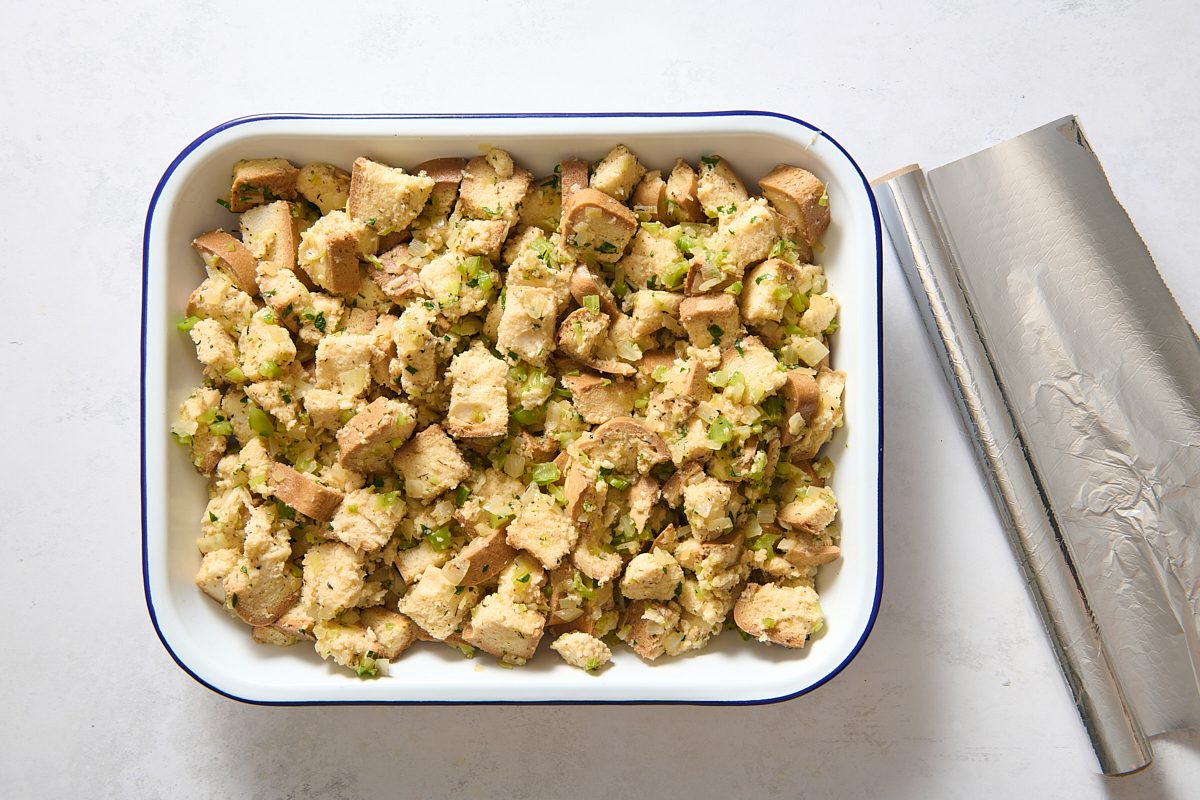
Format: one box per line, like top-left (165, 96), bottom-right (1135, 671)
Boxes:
top-left (707, 417), bottom-right (734, 444)
top-left (747, 532), bottom-right (781, 553)
top-left (526, 369), bottom-right (553, 394)
top-left (583, 295), bottom-right (600, 314)
top-left (208, 420), bottom-right (234, 437)
top-left (813, 457), bottom-right (835, 480)
top-left (531, 237), bottom-right (554, 259)
top-left (458, 255), bottom-right (488, 279)
top-left (663, 260), bottom-right (689, 289)
top-left (707, 369), bottom-right (730, 388)
top-left (376, 490), bottom-right (403, 510)
top-left (760, 395), bottom-right (784, 422)
top-left (531, 462), bottom-right (561, 485)
top-left (511, 407), bottom-right (539, 426)
top-left (427, 526), bottom-right (453, 551)
top-left (571, 571), bottom-right (596, 599)
top-left (248, 405), bottom-right (274, 438)
top-left (485, 512), bottom-right (511, 528)
top-left (176, 316), bottom-right (201, 332)
top-left (675, 233), bottom-right (699, 254)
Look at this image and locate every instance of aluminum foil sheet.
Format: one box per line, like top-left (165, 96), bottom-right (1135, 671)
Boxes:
top-left (874, 117), bottom-right (1200, 775)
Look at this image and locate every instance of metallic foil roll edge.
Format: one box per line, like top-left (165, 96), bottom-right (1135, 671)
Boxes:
top-left (873, 167), bottom-right (1152, 775)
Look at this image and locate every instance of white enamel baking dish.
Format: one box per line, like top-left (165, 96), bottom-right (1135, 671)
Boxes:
top-left (141, 112), bottom-right (883, 704)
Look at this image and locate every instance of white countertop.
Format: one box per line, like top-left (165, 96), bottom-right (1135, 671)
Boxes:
top-left (2, 1), bottom-right (1197, 796)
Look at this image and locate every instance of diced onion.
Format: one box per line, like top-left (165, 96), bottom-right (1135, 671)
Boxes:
top-left (787, 412), bottom-right (806, 436)
top-left (503, 452), bottom-right (525, 478)
top-left (616, 340), bottom-right (642, 361)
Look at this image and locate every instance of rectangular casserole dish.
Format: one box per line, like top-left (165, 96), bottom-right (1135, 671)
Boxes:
top-left (141, 111), bottom-right (883, 704)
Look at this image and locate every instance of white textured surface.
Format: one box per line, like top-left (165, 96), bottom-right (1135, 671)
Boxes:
top-left (1, 0), bottom-right (1197, 796)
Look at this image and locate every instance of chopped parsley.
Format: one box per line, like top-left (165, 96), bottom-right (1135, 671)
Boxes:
top-left (707, 323), bottom-right (724, 345)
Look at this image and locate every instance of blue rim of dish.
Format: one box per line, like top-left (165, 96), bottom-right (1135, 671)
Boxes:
top-left (141, 110), bottom-right (885, 706)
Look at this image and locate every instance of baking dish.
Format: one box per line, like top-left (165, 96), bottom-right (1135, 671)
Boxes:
top-left (141, 111), bottom-right (883, 704)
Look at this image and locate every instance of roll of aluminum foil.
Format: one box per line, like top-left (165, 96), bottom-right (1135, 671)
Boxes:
top-left (874, 116), bottom-right (1200, 776)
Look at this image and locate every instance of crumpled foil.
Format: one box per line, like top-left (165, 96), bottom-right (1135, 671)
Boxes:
top-left (873, 116), bottom-right (1200, 776)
